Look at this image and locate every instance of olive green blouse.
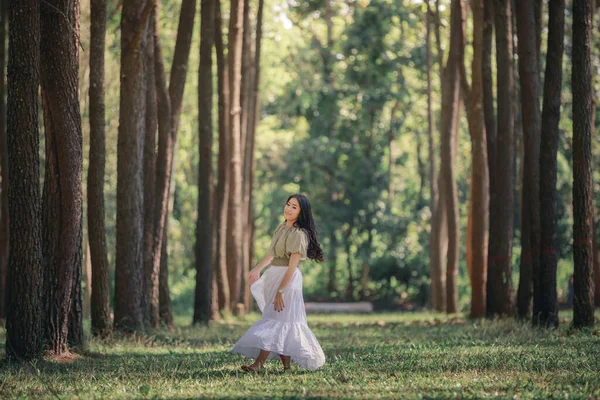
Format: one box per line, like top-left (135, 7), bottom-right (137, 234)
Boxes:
top-left (268, 221), bottom-right (309, 266)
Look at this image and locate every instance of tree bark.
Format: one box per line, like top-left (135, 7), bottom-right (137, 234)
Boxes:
top-left (487, 0), bottom-right (515, 318)
top-left (0, 0), bottom-right (8, 321)
top-left (40, 0), bottom-right (84, 355)
top-left (571, 0), bottom-right (595, 328)
top-left (226, 0), bottom-right (244, 309)
top-left (151, 0), bottom-right (196, 327)
top-left (5, 0), bottom-right (44, 361)
top-left (159, 216), bottom-right (173, 326)
top-left (142, 13), bottom-right (158, 327)
top-left (115, 0), bottom-right (153, 332)
top-left (89, 0), bottom-right (112, 337)
top-left (537, 0), bottom-right (564, 327)
top-left (428, 0), bottom-right (447, 312)
top-left (515, 0), bottom-right (542, 323)
top-left (462, 0), bottom-right (489, 319)
top-left (194, 0), bottom-right (215, 325)
top-left (593, 222), bottom-right (600, 307)
top-left (243, 0), bottom-right (263, 311)
top-left (441, 0), bottom-right (463, 314)
top-left (214, 0), bottom-right (231, 313)
top-left (328, 230), bottom-right (337, 293)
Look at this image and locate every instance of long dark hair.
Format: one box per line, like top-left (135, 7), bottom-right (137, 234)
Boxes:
top-left (286, 194), bottom-right (324, 263)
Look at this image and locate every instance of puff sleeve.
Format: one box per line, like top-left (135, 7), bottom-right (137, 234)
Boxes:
top-left (286, 229), bottom-right (308, 260)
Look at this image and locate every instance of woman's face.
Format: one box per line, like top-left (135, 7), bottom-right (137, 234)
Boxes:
top-left (284, 197), bottom-right (301, 223)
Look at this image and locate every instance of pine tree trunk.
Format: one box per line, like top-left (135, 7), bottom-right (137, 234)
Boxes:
top-left (0, 0), bottom-right (8, 321)
top-left (159, 217), bottom-right (173, 326)
top-left (487, 0), bottom-right (515, 318)
top-left (240, 0), bottom-right (254, 312)
top-left (593, 223), bottom-right (600, 307)
top-left (515, 0), bottom-right (542, 324)
top-left (0, 22), bottom-right (5, 322)
top-left (89, 0), bottom-right (112, 337)
top-left (115, 0), bottom-right (153, 332)
top-left (464, 0), bottom-right (489, 319)
top-left (142, 14), bottom-right (158, 327)
top-left (5, 0), bottom-right (44, 361)
top-left (571, 0), bottom-right (595, 329)
top-left (537, 0), bottom-right (564, 327)
top-left (226, 0), bottom-right (244, 309)
top-left (151, 0), bottom-right (196, 327)
top-left (214, 0), bottom-right (231, 313)
top-left (244, 0), bottom-right (263, 312)
top-left (328, 230), bottom-right (337, 293)
top-left (194, 0), bottom-right (215, 325)
top-left (441, 0), bottom-right (463, 315)
top-left (84, 240), bottom-right (92, 319)
top-left (40, 0), bottom-right (84, 355)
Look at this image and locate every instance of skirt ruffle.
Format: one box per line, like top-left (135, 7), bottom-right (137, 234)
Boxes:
top-left (231, 266), bottom-right (326, 370)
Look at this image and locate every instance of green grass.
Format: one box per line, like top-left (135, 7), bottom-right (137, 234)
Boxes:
top-left (1, 311), bottom-right (599, 399)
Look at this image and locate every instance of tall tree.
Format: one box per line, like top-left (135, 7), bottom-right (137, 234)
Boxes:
top-left (89, 0), bottom-right (112, 337)
top-left (115, 0), bottom-right (153, 332)
top-left (429, 0), bottom-right (447, 312)
top-left (440, 0), bottom-right (463, 314)
top-left (142, 14), bottom-right (158, 327)
top-left (194, 0), bottom-right (216, 325)
top-left (0, 0), bottom-right (8, 321)
top-left (486, 0), bottom-right (515, 317)
top-left (571, 0), bottom-right (595, 328)
top-left (461, 0), bottom-right (489, 319)
top-left (5, 0), bottom-right (44, 360)
top-left (40, 0), bottom-right (84, 355)
top-left (226, 0), bottom-right (245, 309)
top-left (515, 0), bottom-right (542, 322)
top-left (151, 0), bottom-right (197, 327)
top-left (214, 0), bottom-right (231, 313)
top-left (537, 0), bottom-right (564, 328)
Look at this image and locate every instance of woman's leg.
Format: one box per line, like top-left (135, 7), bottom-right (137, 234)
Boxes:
top-left (280, 354), bottom-right (291, 370)
top-left (242, 349), bottom-right (271, 371)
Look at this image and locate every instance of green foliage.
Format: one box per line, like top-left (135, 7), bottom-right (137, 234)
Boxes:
top-left (1, 312), bottom-right (599, 398)
top-left (75, 0), bottom-right (600, 314)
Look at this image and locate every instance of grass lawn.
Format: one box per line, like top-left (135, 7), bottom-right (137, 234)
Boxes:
top-left (0, 311), bottom-right (599, 399)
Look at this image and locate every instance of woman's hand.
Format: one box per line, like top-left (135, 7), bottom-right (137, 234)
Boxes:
top-left (274, 292), bottom-right (285, 312)
top-left (248, 267), bottom-right (261, 286)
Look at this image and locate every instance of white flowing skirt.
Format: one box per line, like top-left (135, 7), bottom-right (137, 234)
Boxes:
top-left (231, 266), bottom-right (326, 370)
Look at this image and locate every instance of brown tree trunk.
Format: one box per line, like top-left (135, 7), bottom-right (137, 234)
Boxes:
top-left (159, 216), bottom-right (173, 326)
top-left (226, 0), bottom-right (244, 309)
top-left (40, 0), bottom-right (84, 355)
top-left (515, 0), bottom-right (542, 323)
top-left (194, 0), bottom-right (215, 325)
top-left (487, 0), bottom-right (515, 318)
top-left (441, 0), bottom-right (463, 315)
top-left (0, 0), bottom-right (8, 321)
top-left (537, 0), bottom-right (564, 327)
top-left (5, 0), bottom-right (44, 361)
top-left (245, 0), bottom-right (263, 312)
top-left (151, 0), bottom-right (196, 327)
top-left (328, 230), bottom-right (337, 293)
top-left (89, 0), bottom-right (112, 337)
top-left (426, 0), bottom-right (437, 222)
top-left (571, 0), bottom-right (595, 329)
top-left (214, 0), bottom-right (231, 313)
top-left (115, 0), bottom-right (153, 332)
top-left (593, 222), bottom-right (600, 307)
top-left (462, 0), bottom-right (489, 319)
top-left (84, 240), bottom-right (92, 319)
top-left (345, 227), bottom-right (354, 300)
top-left (68, 237), bottom-right (84, 350)
top-left (429, 0), bottom-right (448, 313)
top-left (240, 0), bottom-right (254, 312)
top-left (142, 14), bottom-right (158, 327)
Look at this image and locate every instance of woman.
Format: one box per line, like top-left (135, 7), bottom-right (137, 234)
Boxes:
top-left (232, 194), bottom-right (326, 372)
